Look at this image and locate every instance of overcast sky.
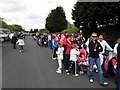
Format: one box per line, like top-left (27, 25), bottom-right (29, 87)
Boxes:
top-left (0, 0), bottom-right (77, 31)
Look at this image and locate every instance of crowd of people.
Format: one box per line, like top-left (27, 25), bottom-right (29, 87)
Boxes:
top-left (32, 31), bottom-right (120, 88)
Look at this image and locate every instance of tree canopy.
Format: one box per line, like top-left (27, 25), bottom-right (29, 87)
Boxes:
top-left (45, 6), bottom-right (67, 33)
top-left (0, 19), bottom-right (26, 32)
top-left (72, 2), bottom-right (120, 38)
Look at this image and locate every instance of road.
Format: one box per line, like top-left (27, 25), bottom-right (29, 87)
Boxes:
top-left (2, 36), bottom-right (116, 88)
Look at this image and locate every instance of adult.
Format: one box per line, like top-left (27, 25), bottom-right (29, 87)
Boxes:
top-left (98, 35), bottom-right (113, 65)
top-left (63, 35), bottom-right (72, 72)
top-left (114, 38), bottom-right (120, 90)
top-left (88, 32), bottom-right (108, 86)
top-left (96, 35), bottom-right (113, 77)
top-left (11, 34), bottom-right (18, 49)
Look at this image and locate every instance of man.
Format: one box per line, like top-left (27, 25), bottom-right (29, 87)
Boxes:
top-left (98, 35), bottom-right (113, 66)
top-left (88, 32), bottom-right (108, 86)
top-left (94, 35), bottom-right (113, 77)
top-left (114, 38), bottom-right (120, 90)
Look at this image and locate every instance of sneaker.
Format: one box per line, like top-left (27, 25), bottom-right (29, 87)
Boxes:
top-left (67, 73), bottom-right (70, 75)
top-left (19, 50), bottom-right (22, 52)
top-left (100, 82), bottom-right (109, 86)
top-left (65, 70), bottom-right (68, 72)
top-left (73, 74), bottom-right (79, 77)
top-left (52, 58), bottom-right (56, 60)
top-left (96, 70), bottom-right (98, 73)
top-left (89, 79), bottom-right (94, 83)
top-left (56, 70), bottom-right (62, 74)
top-left (79, 71), bottom-right (84, 75)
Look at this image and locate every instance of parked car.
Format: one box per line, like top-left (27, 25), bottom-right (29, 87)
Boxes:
top-left (0, 37), bottom-right (4, 42)
top-left (0, 30), bottom-right (9, 41)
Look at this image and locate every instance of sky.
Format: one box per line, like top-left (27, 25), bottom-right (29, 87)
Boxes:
top-left (0, 0), bottom-right (77, 31)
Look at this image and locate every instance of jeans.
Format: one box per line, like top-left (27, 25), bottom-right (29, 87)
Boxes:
top-left (115, 67), bottom-right (120, 90)
top-left (52, 48), bottom-right (57, 58)
top-left (12, 44), bottom-right (16, 49)
top-left (88, 57), bottom-right (105, 84)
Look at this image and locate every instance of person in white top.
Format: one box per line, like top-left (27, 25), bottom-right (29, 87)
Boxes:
top-left (98, 35), bottom-right (113, 65)
top-left (93, 35), bottom-right (113, 74)
top-left (67, 43), bottom-right (80, 76)
top-left (56, 42), bottom-right (64, 74)
top-left (16, 37), bottom-right (25, 52)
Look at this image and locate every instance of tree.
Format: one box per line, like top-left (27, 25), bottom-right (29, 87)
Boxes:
top-left (0, 20), bottom-right (8, 28)
top-left (72, 2), bottom-right (120, 38)
top-left (45, 6), bottom-right (67, 33)
top-left (29, 29), bottom-right (34, 33)
top-left (34, 29), bottom-right (38, 33)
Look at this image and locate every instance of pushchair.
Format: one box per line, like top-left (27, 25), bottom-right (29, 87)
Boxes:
top-left (104, 51), bottom-right (117, 77)
top-left (78, 48), bottom-right (89, 75)
top-left (37, 38), bottom-right (42, 46)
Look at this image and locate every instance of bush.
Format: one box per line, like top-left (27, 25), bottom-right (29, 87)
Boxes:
top-left (39, 28), bottom-right (50, 34)
top-left (62, 27), bottom-right (79, 34)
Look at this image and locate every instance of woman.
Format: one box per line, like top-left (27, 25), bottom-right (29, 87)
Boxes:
top-left (63, 35), bottom-right (72, 72)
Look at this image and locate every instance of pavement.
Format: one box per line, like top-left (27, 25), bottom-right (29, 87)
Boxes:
top-left (2, 36), bottom-right (116, 88)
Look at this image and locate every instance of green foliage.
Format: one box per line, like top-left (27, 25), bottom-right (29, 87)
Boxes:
top-left (0, 19), bottom-right (26, 32)
top-left (11, 24), bottom-right (25, 32)
top-left (39, 28), bottom-right (50, 34)
top-left (0, 20), bottom-right (8, 28)
top-left (62, 22), bottom-right (79, 34)
top-left (72, 2), bottom-right (120, 38)
top-left (45, 6), bottom-right (67, 33)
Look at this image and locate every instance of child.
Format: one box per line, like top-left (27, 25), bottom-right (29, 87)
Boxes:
top-left (56, 42), bottom-right (64, 73)
top-left (16, 37), bottom-right (25, 52)
top-left (78, 44), bottom-right (89, 75)
top-left (67, 43), bottom-right (80, 76)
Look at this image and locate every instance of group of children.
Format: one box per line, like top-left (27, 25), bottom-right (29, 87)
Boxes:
top-left (55, 41), bottom-right (88, 76)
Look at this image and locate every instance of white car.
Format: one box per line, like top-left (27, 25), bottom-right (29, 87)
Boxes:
top-left (0, 30), bottom-right (9, 41)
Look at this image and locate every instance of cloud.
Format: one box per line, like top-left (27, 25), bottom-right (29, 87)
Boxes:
top-left (0, 0), bottom-right (77, 31)
top-left (0, 0), bottom-right (27, 13)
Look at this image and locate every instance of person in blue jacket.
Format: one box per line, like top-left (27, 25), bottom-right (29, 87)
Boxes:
top-left (51, 36), bottom-right (58, 60)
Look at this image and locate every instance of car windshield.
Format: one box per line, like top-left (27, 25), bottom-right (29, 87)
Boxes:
top-left (0, 31), bottom-right (5, 34)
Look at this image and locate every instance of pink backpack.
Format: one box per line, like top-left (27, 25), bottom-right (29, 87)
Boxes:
top-left (112, 58), bottom-right (117, 74)
top-left (104, 57), bottom-right (109, 71)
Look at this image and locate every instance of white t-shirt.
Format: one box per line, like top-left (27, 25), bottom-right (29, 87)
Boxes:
top-left (98, 40), bottom-right (113, 54)
top-left (16, 39), bottom-right (25, 46)
top-left (114, 43), bottom-right (118, 55)
top-left (70, 49), bottom-right (80, 62)
top-left (56, 47), bottom-right (64, 58)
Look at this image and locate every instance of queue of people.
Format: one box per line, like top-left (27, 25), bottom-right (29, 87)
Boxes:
top-left (32, 31), bottom-right (120, 88)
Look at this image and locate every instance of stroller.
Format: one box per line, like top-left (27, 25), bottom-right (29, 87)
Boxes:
top-left (37, 38), bottom-right (42, 46)
top-left (104, 51), bottom-right (117, 77)
top-left (78, 48), bottom-right (89, 75)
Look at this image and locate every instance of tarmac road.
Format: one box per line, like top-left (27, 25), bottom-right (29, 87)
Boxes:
top-left (2, 36), bottom-right (116, 88)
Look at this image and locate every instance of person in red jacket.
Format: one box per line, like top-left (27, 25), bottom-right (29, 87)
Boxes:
top-left (63, 35), bottom-right (72, 72)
